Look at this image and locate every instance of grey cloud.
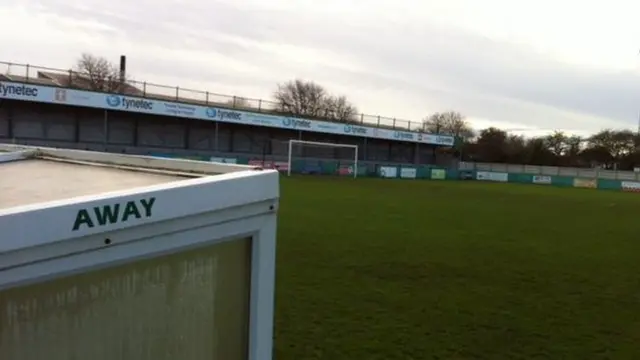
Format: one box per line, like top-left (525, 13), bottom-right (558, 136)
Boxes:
top-left (196, 6), bottom-right (640, 129)
top-left (25, 0), bottom-right (640, 131)
top-left (288, 21), bottom-right (640, 128)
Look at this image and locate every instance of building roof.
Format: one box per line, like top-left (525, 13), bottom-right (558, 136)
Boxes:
top-left (1, 159), bottom-right (185, 210)
top-left (0, 144), bottom-right (259, 211)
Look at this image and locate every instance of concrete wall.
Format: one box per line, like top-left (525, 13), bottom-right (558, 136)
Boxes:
top-left (0, 100), bottom-right (449, 165)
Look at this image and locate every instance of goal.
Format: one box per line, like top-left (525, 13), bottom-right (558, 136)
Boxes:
top-left (286, 140), bottom-right (359, 178)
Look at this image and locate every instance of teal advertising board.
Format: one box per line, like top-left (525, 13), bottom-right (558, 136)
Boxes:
top-left (475, 170), bottom-right (628, 192)
top-left (144, 154), bottom-right (637, 193)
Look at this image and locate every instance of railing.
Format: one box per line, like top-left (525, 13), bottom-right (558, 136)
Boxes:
top-left (0, 60), bottom-right (423, 132)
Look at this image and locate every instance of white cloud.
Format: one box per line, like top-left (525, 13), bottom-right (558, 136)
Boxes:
top-left (2, 0), bottom-right (640, 137)
top-left (420, 0), bottom-right (640, 71)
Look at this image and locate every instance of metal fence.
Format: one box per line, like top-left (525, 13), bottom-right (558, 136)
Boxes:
top-left (460, 162), bottom-right (640, 181)
top-left (0, 60), bottom-right (423, 132)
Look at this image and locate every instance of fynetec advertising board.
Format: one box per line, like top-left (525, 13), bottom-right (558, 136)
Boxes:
top-left (0, 81), bottom-right (455, 146)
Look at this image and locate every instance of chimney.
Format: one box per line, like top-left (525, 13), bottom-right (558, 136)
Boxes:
top-left (119, 55), bottom-right (126, 89)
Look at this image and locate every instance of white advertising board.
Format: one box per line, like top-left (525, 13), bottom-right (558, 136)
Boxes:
top-left (621, 181), bottom-right (640, 192)
top-left (476, 171), bottom-right (508, 182)
top-left (379, 166), bottom-right (398, 178)
top-left (532, 175), bottom-right (552, 184)
top-left (400, 168), bottom-right (417, 179)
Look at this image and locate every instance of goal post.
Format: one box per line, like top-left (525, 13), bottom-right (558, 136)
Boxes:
top-left (287, 140), bottom-right (359, 178)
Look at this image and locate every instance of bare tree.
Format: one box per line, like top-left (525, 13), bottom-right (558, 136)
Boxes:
top-left (422, 113), bottom-right (446, 133)
top-left (422, 111), bottom-right (475, 140)
top-left (74, 53), bottom-right (127, 92)
top-left (324, 95), bottom-right (358, 122)
top-left (274, 79), bottom-right (357, 122)
top-left (274, 79), bottom-right (327, 117)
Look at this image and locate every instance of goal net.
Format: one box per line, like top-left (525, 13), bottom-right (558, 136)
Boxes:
top-left (286, 140), bottom-right (359, 178)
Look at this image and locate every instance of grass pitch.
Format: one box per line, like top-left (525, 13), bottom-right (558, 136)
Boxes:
top-left (274, 177), bottom-right (640, 360)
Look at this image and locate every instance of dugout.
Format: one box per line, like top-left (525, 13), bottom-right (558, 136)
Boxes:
top-left (0, 144), bottom-right (279, 360)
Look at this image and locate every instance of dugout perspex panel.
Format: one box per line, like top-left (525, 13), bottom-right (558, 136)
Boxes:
top-left (0, 144), bottom-right (279, 360)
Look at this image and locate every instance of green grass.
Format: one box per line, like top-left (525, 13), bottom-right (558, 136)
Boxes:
top-left (274, 177), bottom-right (640, 360)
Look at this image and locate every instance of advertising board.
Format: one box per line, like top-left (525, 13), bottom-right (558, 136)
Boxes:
top-left (248, 160), bottom-right (288, 171)
top-left (0, 81), bottom-right (455, 146)
top-left (149, 153), bottom-right (209, 161)
top-left (621, 181), bottom-right (640, 192)
top-left (379, 166), bottom-right (398, 178)
top-left (272, 162), bottom-right (289, 171)
top-left (400, 168), bottom-right (417, 179)
top-left (532, 175), bottom-right (551, 184)
top-left (337, 165), bottom-right (355, 176)
top-left (210, 157), bottom-right (237, 164)
top-left (573, 178), bottom-right (597, 189)
top-left (476, 171), bottom-right (508, 182)
top-left (431, 169), bottom-right (446, 180)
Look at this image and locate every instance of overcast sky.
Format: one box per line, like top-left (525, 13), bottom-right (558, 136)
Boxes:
top-left (2, 0), bottom-right (640, 136)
